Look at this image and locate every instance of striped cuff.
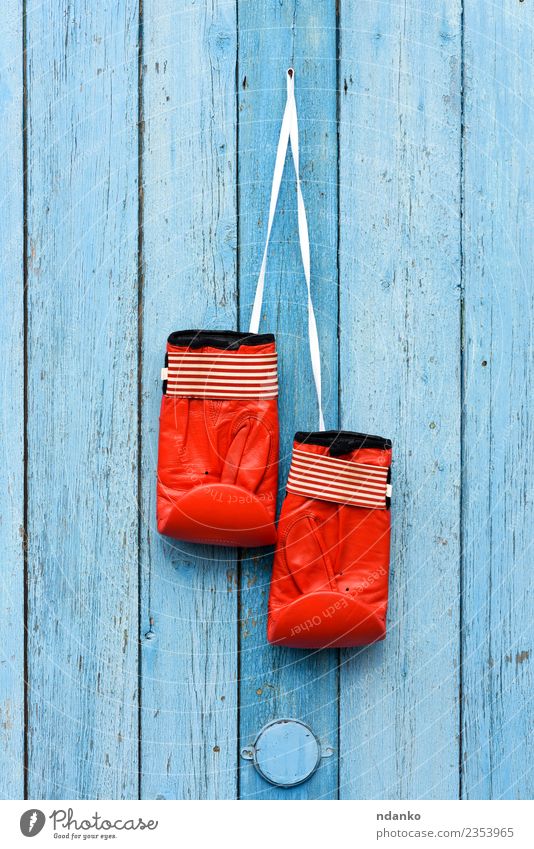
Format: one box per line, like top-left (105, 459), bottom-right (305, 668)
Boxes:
top-left (286, 447), bottom-right (391, 509)
top-left (163, 350), bottom-right (278, 400)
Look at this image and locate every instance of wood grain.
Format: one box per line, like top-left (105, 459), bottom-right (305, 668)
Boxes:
top-left (0, 0), bottom-right (24, 799)
top-left (338, 0), bottom-right (463, 798)
top-left (237, 0), bottom-right (339, 799)
top-left (140, 0), bottom-right (238, 799)
top-left (461, 0), bottom-right (534, 799)
top-left (25, 0), bottom-right (139, 798)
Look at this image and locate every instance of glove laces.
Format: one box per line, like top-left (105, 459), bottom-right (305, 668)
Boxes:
top-left (249, 68), bottom-right (325, 431)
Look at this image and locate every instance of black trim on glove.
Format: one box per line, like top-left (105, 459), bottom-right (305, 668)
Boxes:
top-left (168, 330), bottom-right (275, 350)
top-left (294, 429), bottom-right (392, 456)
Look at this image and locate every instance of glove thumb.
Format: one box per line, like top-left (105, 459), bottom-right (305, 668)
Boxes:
top-left (284, 514), bottom-right (337, 594)
top-left (221, 416), bottom-right (272, 492)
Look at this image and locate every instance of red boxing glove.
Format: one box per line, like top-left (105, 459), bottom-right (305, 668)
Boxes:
top-left (157, 330), bottom-right (278, 547)
top-left (268, 431), bottom-right (392, 648)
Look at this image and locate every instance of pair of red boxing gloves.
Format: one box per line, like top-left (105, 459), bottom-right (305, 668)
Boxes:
top-left (156, 71), bottom-right (392, 650)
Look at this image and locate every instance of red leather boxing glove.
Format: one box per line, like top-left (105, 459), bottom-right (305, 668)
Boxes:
top-left (157, 330), bottom-right (278, 547)
top-left (268, 430), bottom-right (392, 648)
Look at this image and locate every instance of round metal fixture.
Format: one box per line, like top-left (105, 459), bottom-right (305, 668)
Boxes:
top-left (240, 718), bottom-right (333, 788)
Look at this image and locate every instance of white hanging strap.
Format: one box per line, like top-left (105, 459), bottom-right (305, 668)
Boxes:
top-left (286, 71), bottom-right (325, 432)
top-left (249, 69), bottom-right (325, 431)
top-left (248, 77), bottom-right (293, 336)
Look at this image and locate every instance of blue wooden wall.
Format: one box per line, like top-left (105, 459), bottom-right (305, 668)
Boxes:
top-left (0, 0), bottom-right (532, 800)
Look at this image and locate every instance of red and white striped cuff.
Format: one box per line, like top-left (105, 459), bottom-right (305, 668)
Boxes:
top-left (286, 447), bottom-right (391, 509)
top-left (162, 350), bottom-right (278, 400)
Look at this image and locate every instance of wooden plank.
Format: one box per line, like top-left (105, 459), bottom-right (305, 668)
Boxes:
top-left (461, 1), bottom-right (534, 800)
top-left (338, 1), bottom-right (462, 798)
top-left (0, 0), bottom-right (24, 799)
top-left (238, 1), bottom-right (339, 799)
top-left (140, 1), bottom-right (238, 799)
top-left (25, 1), bottom-right (139, 798)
